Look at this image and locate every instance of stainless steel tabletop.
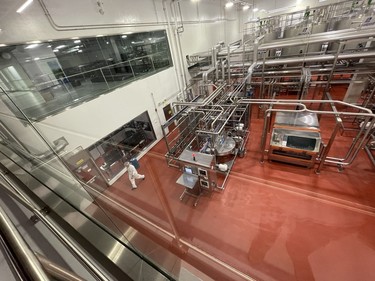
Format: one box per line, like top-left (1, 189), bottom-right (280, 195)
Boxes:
top-left (275, 112), bottom-right (319, 129)
top-left (176, 173), bottom-right (199, 189)
top-left (178, 149), bottom-right (214, 168)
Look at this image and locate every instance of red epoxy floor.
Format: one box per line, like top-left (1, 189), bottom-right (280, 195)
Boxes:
top-left (96, 87), bottom-right (375, 281)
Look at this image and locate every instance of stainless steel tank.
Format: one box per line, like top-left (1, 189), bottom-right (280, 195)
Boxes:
top-left (264, 31), bottom-right (279, 58)
top-left (282, 23), bottom-right (328, 56)
top-left (307, 23), bottom-right (329, 53)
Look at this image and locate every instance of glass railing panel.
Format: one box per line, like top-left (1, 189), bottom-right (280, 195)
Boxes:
top-left (129, 57), bottom-right (154, 77)
top-left (0, 141), bottom-right (181, 279)
top-left (152, 51), bottom-right (172, 71)
top-left (1, 58), bottom-right (173, 121)
top-left (100, 64), bottom-right (136, 90)
top-left (0, 89), bottom-right (179, 277)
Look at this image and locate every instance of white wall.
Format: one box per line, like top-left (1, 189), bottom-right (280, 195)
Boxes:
top-left (35, 67), bottom-right (179, 152)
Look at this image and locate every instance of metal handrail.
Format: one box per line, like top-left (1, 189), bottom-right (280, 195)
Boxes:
top-left (0, 204), bottom-right (85, 281)
top-left (0, 205), bottom-right (50, 281)
top-left (0, 174), bottom-right (113, 281)
top-left (35, 252), bottom-right (85, 281)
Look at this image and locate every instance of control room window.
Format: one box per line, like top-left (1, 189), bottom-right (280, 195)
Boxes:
top-left (0, 30), bottom-right (172, 121)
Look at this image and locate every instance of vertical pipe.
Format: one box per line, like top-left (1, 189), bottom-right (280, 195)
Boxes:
top-left (171, 0), bottom-right (188, 89)
top-left (260, 112), bottom-right (271, 163)
top-left (346, 118), bottom-right (375, 164)
top-left (227, 45), bottom-right (231, 83)
top-left (221, 59), bottom-right (226, 80)
top-left (315, 122), bottom-right (341, 174)
top-left (324, 41), bottom-right (345, 92)
top-left (260, 52), bottom-right (266, 99)
top-left (162, 0), bottom-right (183, 96)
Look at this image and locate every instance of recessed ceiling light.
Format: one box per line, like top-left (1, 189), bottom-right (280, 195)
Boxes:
top-left (0, 44), bottom-right (7, 47)
top-left (253, 8), bottom-right (259, 12)
top-left (96, 35), bottom-right (104, 37)
top-left (121, 35), bottom-right (127, 38)
top-left (74, 40), bottom-right (81, 43)
top-left (56, 45), bottom-right (66, 49)
top-left (33, 57), bottom-right (40, 61)
top-left (243, 5), bottom-right (250, 11)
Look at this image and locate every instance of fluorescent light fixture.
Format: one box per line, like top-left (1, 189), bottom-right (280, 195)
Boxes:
top-left (71, 37), bottom-right (79, 39)
top-left (243, 5), bottom-right (250, 11)
top-left (55, 45), bottom-right (66, 49)
top-left (74, 40), bottom-right (81, 43)
top-left (0, 44), bottom-right (7, 47)
top-left (121, 35), bottom-right (127, 38)
top-left (53, 49), bottom-right (59, 52)
top-left (225, 2), bottom-right (234, 8)
top-left (96, 34), bottom-right (104, 37)
top-left (16, 0), bottom-right (34, 13)
top-left (33, 57), bottom-right (40, 61)
top-left (78, 50), bottom-right (83, 53)
top-left (253, 8), bottom-right (259, 12)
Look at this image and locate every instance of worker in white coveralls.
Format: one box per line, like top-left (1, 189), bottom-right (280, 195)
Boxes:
top-left (124, 161), bottom-right (145, 189)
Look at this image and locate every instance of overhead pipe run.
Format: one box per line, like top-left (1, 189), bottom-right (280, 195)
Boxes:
top-left (215, 28), bottom-right (375, 59)
top-left (172, 82), bottom-right (227, 108)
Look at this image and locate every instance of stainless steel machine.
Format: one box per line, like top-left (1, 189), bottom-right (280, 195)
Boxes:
top-left (175, 149), bottom-right (215, 206)
top-left (268, 112), bottom-right (322, 168)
